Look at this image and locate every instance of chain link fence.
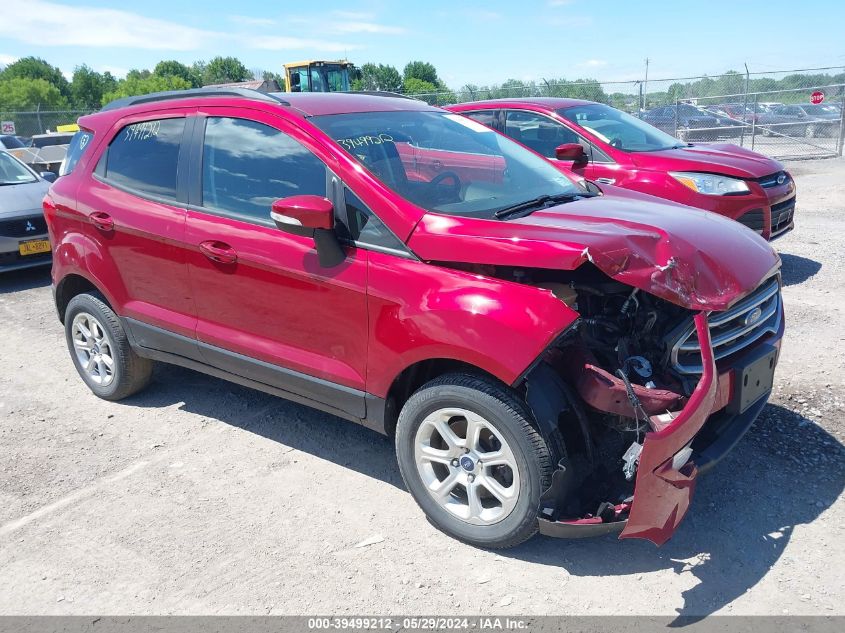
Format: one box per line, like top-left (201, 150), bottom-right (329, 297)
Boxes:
top-left (2, 67), bottom-right (844, 161)
top-left (0, 108), bottom-right (94, 138)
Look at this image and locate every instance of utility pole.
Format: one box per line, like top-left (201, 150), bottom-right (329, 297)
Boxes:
top-left (643, 58), bottom-right (650, 111)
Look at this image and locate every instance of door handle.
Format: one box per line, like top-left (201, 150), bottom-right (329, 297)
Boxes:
top-left (89, 211), bottom-right (114, 231)
top-left (199, 240), bottom-right (237, 264)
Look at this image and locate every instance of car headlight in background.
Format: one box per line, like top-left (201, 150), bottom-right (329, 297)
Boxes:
top-left (669, 172), bottom-right (750, 195)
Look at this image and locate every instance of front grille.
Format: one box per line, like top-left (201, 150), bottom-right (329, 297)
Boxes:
top-left (737, 209), bottom-right (764, 233)
top-left (770, 197), bottom-right (795, 237)
top-left (757, 171), bottom-right (790, 188)
top-left (670, 277), bottom-right (781, 374)
top-left (0, 215), bottom-right (47, 238)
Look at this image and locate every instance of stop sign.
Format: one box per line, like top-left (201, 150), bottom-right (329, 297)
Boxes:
top-left (811, 90), bottom-right (825, 104)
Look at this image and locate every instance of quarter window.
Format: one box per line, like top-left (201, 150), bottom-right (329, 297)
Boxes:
top-left (201, 117), bottom-right (327, 222)
top-left (101, 118), bottom-right (184, 199)
top-left (341, 188), bottom-right (406, 252)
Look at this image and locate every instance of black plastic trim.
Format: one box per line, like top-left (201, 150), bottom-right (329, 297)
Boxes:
top-left (102, 88), bottom-right (287, 111)
top-left (123, 318), bottom-right (367, 420)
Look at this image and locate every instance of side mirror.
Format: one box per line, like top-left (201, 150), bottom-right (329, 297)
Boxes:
top-left (271, 195), bottom-right (334, 230)
top-left (39, 171), bottom-right (58, 183)
top-left (555, 143), bottom-right (587, 162)
top-left (270, 195), bottom-right (344, 267)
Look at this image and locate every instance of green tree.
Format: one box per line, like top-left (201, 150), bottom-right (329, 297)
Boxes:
top-left (70, 64), bottom-right (107, 108)
top-left (403, 61), bottom-right (439, 86)
top-left (0, 56), bottom-right (70, 99)
top-left (0, 77), bottom-right (68, 110)
top-left (154, 60), bottom-right (201, 88)
top-left (126, 68), bottom-right (152, 81)
top-left (352, 63), bottom-right (403, 92)
top-left (102, 74), bottom-right (192, 104)
top-left (202, 56), bottom-right (251, 85)
top-left (402, 77), bottom-right (437, 95)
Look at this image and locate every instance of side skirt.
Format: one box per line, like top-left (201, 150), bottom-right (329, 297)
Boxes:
top-left (121, 317), bottom-right (388, 434)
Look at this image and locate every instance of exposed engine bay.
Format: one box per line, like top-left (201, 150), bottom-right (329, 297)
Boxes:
top-left (445, 261), bottom-right (706, 524)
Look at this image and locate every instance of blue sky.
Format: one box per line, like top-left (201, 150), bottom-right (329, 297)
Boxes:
top-left (1, 0), bottom-right (843, 88)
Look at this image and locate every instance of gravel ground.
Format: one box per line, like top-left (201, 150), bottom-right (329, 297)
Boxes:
top-left (1, 159), bottom-right (844, 618)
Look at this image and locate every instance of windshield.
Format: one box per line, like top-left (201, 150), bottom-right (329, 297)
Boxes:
top-left (559, 103), bottom-right (684, 152)
top-left (1, 135), bottom-right (26, 149)
top-left (310, 111), bottom-right (582, 219)
top-left (0, 151), bottom-right (37, 185)
top-left (802, 105), bottom-right (833, 115)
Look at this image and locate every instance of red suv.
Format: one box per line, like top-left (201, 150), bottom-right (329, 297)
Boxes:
top-left (447, 99), bottom-right (796, 240)
top-left (45, 89), bottom-right (784, 548)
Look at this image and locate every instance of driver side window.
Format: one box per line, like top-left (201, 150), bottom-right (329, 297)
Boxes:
top-left (504, 110), bottom-right (578, 158)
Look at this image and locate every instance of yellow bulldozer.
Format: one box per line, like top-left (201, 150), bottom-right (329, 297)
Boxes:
top-left (283, 60), bottom-right (354, 93)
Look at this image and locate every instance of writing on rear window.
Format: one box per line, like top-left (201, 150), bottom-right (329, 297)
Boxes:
top-left (123, 121), bottom-right (161, 142)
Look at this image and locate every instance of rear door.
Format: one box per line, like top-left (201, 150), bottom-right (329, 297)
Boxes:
top-left (81, 111), bottom-right (196, 341)
top-left (184, 107), bottom-right (369, 418)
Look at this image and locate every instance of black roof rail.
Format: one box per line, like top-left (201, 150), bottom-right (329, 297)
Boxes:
top-left (101, 87), bottom-right (290, 111)
top-left (354, 91), bottom-right (419, 100)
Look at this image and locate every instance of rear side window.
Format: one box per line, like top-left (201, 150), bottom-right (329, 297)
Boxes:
top-left (100, 118), bottom-right (185, 200)
top-left (201, 117), bottom-right (327, 223)
top-left (59, 130), bottom-right (94, 176)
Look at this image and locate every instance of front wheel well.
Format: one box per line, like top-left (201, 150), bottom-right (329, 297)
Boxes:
top-left (382, 358), bottom-right (506, 437)
top-left (55, 274), bottom-right (104, 324)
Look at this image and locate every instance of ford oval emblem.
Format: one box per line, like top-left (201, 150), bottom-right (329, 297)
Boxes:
top-left (744, 306), bottom-right (763, 327)
top-left (777, 173), bottom-right (786, 185)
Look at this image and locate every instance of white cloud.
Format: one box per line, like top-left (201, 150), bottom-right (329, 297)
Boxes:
top-left (249, 36), bottom-right (361, 53)
top-left (331, 11), bottom-right (376, 21)
top-left (547, 15), bottom-right (593, 27)
top-left (229, 15), bottom-right (277, 27)
top-left (0, 54), bottom-right (18, 67)
top-left (581, 59), bottom-right (608, 68)
top-left (468, 9), bottom-right (503, 21)
top-left (547, 0), bottom-right (575, 6)
top-left (326, 21), bottom-right (405, 35)
top-left (0, 0), bottom-right (217, 50)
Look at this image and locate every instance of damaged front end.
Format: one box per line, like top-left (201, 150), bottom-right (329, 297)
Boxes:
top-left (518, 270), bottom-right (784, 545)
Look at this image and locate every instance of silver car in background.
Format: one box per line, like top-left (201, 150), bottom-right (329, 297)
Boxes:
top-left (0, 150), bottom-right (55, 272)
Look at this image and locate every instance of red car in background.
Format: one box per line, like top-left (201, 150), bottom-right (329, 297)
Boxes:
top-left (447, 98), bottom-right (796, 240)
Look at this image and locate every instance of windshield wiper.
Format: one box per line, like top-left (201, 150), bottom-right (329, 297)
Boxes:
top-left (493, 192), bottom-right (594, 220)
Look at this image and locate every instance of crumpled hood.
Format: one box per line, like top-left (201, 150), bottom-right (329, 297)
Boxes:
top-left (631, 143), bottom-right (783, 179)
top-left (408, 192), bottom-right (780, 311)
top-left (0, 180), bottom-right (51, 219)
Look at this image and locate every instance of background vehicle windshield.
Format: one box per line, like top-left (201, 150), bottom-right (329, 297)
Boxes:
top-left (0, 151), bottom-right (37, 185)
top-left (311, 111), bottom-right (580, 219)
top-left (560, 104), bottom-right (683, 152)
top-left (0, 135), bottom-right (27, 149)
top-left (802, 105), bottom-right (833, 116)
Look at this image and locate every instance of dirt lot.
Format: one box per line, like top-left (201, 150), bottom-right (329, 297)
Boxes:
top-left (1, 159), bottom-right (844, 619)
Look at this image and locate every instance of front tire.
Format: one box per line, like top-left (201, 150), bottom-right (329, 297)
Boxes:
top-left (64, 293), bottom-right (153, 401)
top-left (395, 373), bottom-right (555, 549)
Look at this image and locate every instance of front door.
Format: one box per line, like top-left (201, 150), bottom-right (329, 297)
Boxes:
top-left (185, 109), bottom-right (369, 418)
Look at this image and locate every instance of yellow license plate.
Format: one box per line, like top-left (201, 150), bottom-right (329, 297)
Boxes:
top-left (18, 239), bottom-right (51, 256)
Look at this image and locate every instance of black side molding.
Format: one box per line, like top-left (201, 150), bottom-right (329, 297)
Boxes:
top-left (121, 318), bottom-right (390, 430)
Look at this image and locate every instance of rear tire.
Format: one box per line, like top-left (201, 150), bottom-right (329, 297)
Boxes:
top-left (395, 373), bottom-right (556, 549)
top-left (64, 293), bottom-right (153, 401)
